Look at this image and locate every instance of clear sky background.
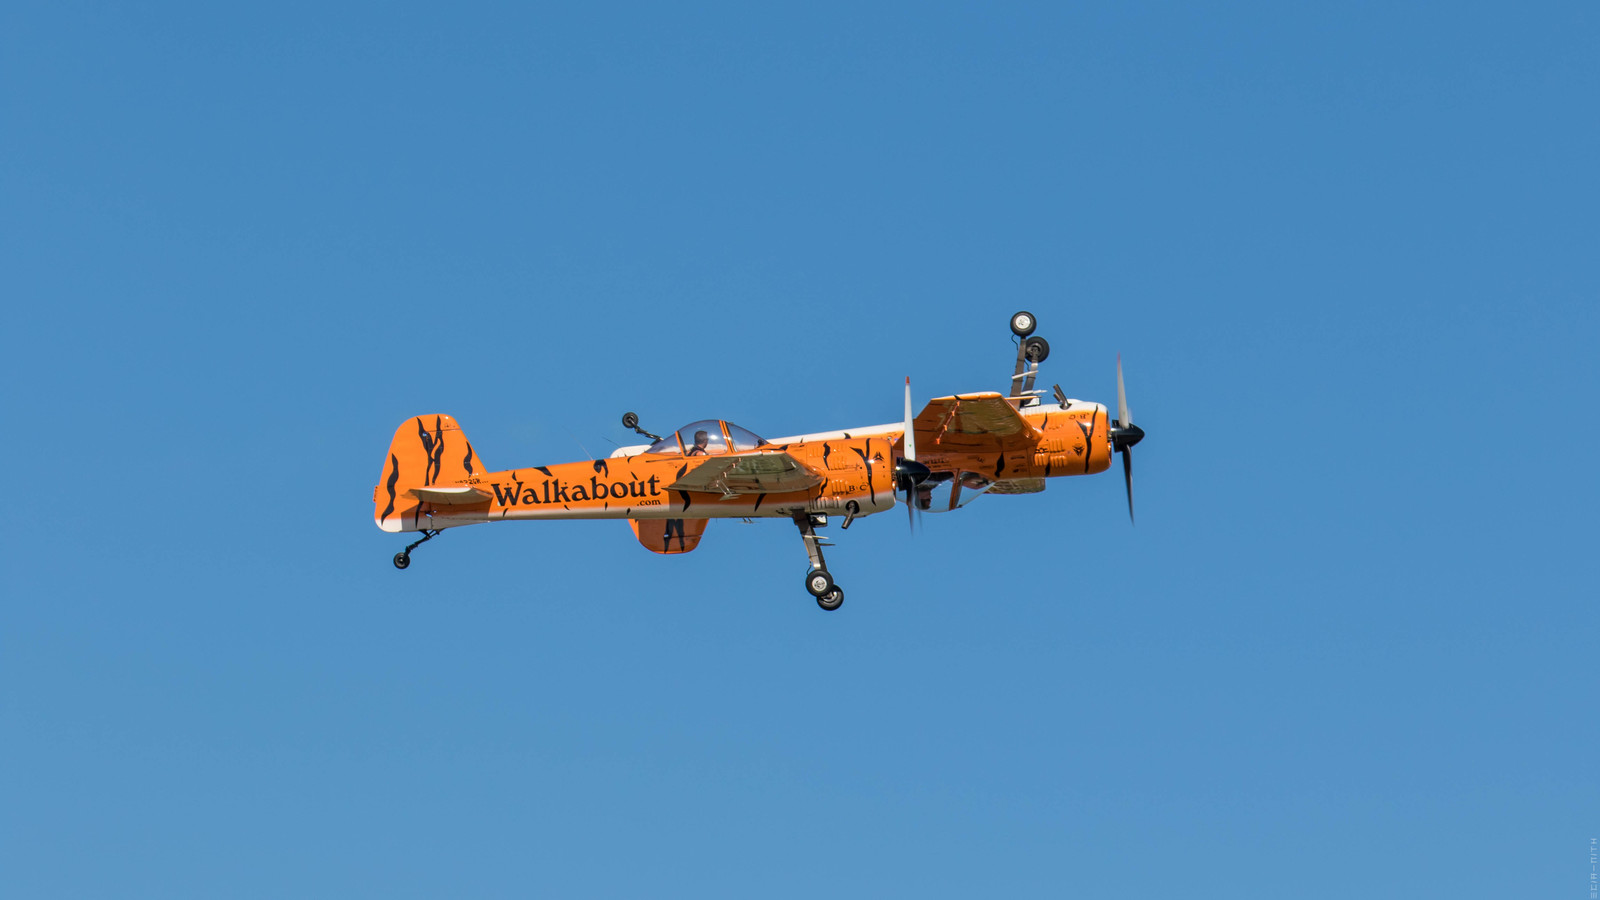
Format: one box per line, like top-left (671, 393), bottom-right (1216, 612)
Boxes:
top-left (3, 2), bottom-right (1595, 897)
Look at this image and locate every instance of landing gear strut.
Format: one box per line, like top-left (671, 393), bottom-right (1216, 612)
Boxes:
top-left (793, 512), bottom-right (844, 611)
top-left (392, 529), bottom-right (440, 570)
top-left (1009, 310), bottom-right (1049, 400)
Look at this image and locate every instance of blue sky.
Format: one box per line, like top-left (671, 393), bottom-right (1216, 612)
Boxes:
top-left (4, 2), bottom-right (1595, 897)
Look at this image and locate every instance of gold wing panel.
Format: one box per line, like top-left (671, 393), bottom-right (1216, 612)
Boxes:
top-left (912, 392), bottom-right (1040, 454)
top-left (987, 478), bottom-right (1046, 495)
top-left (666, 452), bottom-right (824, 496)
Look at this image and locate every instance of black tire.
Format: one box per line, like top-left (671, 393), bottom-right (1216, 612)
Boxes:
top-left (817, 587), bottom-right (844, 611)
top-left (393, 552), bottom-right (411, 570)
top-left (1010, 310), bottom-right (1037, 337)
top-left (1023, 336), bottom-right (1050, 363)
top-left (805, 569), bottom-right (834, 597)
top-left (622, 412), bottom-right (640, 429)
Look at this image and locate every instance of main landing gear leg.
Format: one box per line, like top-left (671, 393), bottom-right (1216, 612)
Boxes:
top-left (392, 529), bottom-right (440, 570)
top-left (792, 512), bottom-right (844, 611)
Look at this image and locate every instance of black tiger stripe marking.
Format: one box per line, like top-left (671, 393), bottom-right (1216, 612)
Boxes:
top-left (1082, 408), bottom-right (1099, 474)
top-left (381, 453), bottom-right (400, 522)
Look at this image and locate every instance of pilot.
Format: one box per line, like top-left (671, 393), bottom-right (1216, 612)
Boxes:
top-left (686, 430), bottom-right (712, 456)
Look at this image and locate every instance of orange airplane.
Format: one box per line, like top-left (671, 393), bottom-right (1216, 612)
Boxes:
top-left (372, 311), bottom-right (1145, 610)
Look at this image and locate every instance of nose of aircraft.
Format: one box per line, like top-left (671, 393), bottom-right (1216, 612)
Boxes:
top-left (1111, 421), bottom-right (1144, 451)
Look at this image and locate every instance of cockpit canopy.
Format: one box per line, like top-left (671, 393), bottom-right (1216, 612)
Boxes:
top-left (646, 420), bottom-right (767, 456)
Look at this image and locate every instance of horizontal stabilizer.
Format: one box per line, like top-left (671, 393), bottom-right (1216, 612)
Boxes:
top-left (667, 452), bottom-right (824, 496)
top-left (407, 485), bottom-right (493, 505)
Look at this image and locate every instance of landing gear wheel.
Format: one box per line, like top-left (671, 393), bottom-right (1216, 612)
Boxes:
top-left (393, 552), bottom-right (411, 570)
top-left (1022, 336), bottom-right (1050, 363)
top-left (817, 587), bottom-right (844, 611)
top-left (805, 569), bottom-right (835, 597)
top-left (1010, 310), bottom-right (1037, 337)
top-left (622, 411), bottom-right (640, 429)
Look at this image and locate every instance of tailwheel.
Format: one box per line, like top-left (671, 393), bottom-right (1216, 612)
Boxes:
top-left (817, 587), bottom-right (844, 611)
top-left (392, 552), bottom-right (410, 570)
top-left (804, 568), bottom-right (835, 598)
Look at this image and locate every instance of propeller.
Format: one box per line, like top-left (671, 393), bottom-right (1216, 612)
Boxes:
top-left (894, 376), bottom-right (931, 532)
top-left (1108, 355), bottom-right (1145, 523)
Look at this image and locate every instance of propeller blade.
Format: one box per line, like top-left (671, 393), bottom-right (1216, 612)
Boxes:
top-left (1122, 445), bottom-right (1135, 523)
top-left (1116, 354), bottom-right (1131, 428)
top-left (1108, 356), bottom-right (1143, 523)
top-left (903, 376), bottom-right (916, 462)
top-left (902, 376), bottom-right (920, 534)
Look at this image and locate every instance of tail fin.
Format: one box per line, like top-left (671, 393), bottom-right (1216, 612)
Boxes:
top-left (374, 414), bottom-right (486, 532)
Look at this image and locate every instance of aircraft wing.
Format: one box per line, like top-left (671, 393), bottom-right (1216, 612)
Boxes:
top-left (666, 452), bottom-right (825, 496)
top-left (912, 392), bottom-right (1041, 455)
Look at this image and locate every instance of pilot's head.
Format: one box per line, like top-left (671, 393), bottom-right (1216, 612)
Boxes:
top-left (693, 430), bottom-right (709, 449)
